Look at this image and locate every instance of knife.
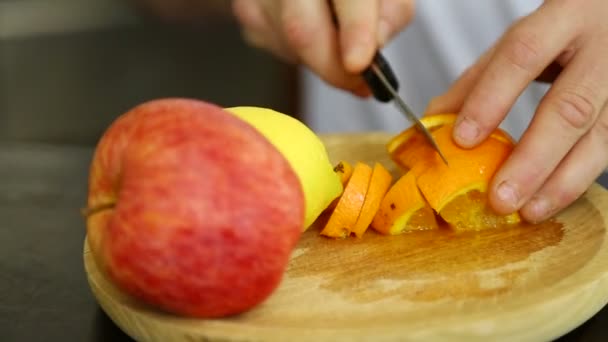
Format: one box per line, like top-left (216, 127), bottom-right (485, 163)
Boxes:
top-left (327, 1), bottom-right (448, 165)
top-left (363, 54), bottom-right (449, 165)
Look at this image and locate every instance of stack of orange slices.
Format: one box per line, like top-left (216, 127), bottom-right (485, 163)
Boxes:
top-left (320, 113), bottom-right (520, 239)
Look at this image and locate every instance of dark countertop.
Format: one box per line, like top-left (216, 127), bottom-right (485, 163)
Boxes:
top-left (1, 141), bottom-right (607, 342)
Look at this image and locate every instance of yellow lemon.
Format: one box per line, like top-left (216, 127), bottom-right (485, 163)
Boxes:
top-left (226, 106), bottom-right (343, 229)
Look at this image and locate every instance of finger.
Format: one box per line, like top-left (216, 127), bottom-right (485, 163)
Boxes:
top-left (333, 0), bottom-right (380, 73)
top-left (377, 0), bottom-right (415, 46)
top-left (454, 1), bottom-right (584, 148)
top-left (489, 42), bottom-right (608, 215)
top-left (232, 0), bottom-right (268, 33)
top-left (424, 46), bottom-right (496, 115)
top-left (241, 28), bottom-right (299, 63)
top-left (519, 105), bottom-right (608, 223)
top-left (281, 0), bottom-right (366, 92)
top-left (232, 0), bottom-right (296, 62)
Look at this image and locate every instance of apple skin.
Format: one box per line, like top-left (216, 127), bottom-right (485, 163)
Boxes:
top-left (85, 98), bottom-right (305, 318)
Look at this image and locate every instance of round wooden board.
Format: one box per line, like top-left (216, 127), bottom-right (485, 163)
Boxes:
top-left (84, 132), bottom-right (608, 342)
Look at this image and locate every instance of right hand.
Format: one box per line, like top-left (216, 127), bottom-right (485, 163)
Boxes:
top-left (232, 0), bottom-right (415, 97)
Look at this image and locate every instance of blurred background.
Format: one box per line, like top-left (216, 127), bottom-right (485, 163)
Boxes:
top-left (0, 0), bottom-right (298, 146)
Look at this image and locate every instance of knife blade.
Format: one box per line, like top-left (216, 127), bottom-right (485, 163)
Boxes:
top-left (365, 60), bottom-right (449, 165)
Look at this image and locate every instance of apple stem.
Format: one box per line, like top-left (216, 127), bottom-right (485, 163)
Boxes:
top-left (81, 202), bottom-right (116, 218)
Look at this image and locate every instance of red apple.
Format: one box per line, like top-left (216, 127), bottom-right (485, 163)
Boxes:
top-left (84, 98), bottom-right (305, 318)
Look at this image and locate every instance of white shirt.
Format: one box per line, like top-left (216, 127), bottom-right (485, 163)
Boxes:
top-left (300, 0), bottom-right (548, 141)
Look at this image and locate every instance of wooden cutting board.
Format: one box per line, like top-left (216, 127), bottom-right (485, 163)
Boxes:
top-left (84, 132), bottom-right (608, 342)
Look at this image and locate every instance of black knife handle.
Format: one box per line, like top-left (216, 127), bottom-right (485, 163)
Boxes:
top-left (327, 0), bottom-right (399, 102)
top-left (363, 52), bottom-right (399, 102)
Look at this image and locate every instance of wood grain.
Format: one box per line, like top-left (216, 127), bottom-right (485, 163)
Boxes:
top-left (84, 132), bottom-right (608, 342)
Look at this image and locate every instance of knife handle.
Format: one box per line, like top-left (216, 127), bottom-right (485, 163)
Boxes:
top-left (327, 0), bottom-right (399, 102)
top-left (363, 52), bottom-right (399, 102)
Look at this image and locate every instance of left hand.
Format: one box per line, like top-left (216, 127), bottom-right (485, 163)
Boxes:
top-left (425, 0), bottom-right (608, 223)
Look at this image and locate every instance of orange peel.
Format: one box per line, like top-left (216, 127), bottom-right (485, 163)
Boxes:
top-left (321, 162), bottom-right (372, 238)
top-left (371, 172), bottom-right (438, 235)
top-left (351, 163), bottom-right (393, 237)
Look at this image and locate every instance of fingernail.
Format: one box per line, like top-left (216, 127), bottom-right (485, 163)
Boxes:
top-left (455, 117), bottom-right (479, 144)
top-left (377, 20), bottom-right (391, 46)
top-left (528, 196), bottom-right (551, 221)
top-left (496, 181), bottom-right (519, 209)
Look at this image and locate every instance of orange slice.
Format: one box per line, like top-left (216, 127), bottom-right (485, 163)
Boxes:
top-left (326, 161), bottom-right (354, 212)
top-left (386, 113), bottom-right (458, 155)
top-left (321, 162), bottom-right (372, 238)
top-left (415, 147), bottom-right (509, 212)
top-left (439, 190), bottom-right (520, 231)
top-left (371, 172), bottom-right (438, 235)
top-left (388, 113), bottom-right (515, 172)
top-left (411, 124), bottom-right (520, 230)
top-left (351, 163), bottom-right (393, 238)
top-left (333, 161), bottom-right (354, 187)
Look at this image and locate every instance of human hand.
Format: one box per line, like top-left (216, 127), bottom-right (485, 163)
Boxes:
top-left (232, 0), bottom-right (414, 96)
top-left (426, 0), bottom-right (608, 223)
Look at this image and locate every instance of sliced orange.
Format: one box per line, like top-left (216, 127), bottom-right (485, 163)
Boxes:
top-left (386, 113), bottom-right (458, 156)
top-left (439, 190), bottom-right (520, 231)
top-left (386, 115), bottom-right (521, 232)
top-left (333, 161), bottom-right (354, 187)
top-left (388, 113), bottom-right (515, 172)
top-left (391, 132), bottom-right (436, 174)
top-left (415, 146), bottom-right (509, 212)
top-left (387, 113), bottom-right (515, 154)
top-left (320, 162), bottom-right (372, 238)
top-left (351, 163), bottom-right (393, 238)
top-left (411, 124), bottom-right (520, 230)
top-left (325, 161), bottom-right (354, 212)
top-left (371, 172), bottom-right (438, 235)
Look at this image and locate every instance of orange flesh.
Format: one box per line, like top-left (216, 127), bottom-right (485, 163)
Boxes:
top-left (371, 172), bottom-right (438, 235)
top-left (439, 190), bottom-right (520, 231)
top-left (405, 204), bottom-right (439, 232)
